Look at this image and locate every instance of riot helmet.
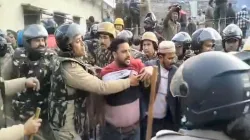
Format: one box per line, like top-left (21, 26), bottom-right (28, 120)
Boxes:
top-left (90, 24), bottom-right (98, 39)
top-left (17, 30), bottom-right (24, 47)
top-left (55, 23), bottom-right (85, 53)
top-left (140, 32), bottom-right (158, 51)
top-left (114, 18), bottom-right (124, 32)
top-left (0, 36), bottom-right (8, 57)
top-left (144, 12), bottom-right (157, 31)
top-left (23, 24), bottom-right (48, 61)
top-left (222, 24), bottom-right (243, 52)
top-left (42, 19), bottom-right (58, 34)
top-left (117, 30), bottom-right (133, 46)
top-left (172, 32), bottom-right (191, 59)
top-left (97, 22), bottom-right (116, 38)
top-left (191, 28), bottom-right (221, 54)
top-left (170, 51), bottom-right (250, 128)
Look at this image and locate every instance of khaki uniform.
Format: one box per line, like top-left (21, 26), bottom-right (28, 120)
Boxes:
top-left (151, 129), bottom-right (234, 140)
top-left (48, 56), bottom-right (130, 140)
top-left (0, 53), bottom-right (13, 80)
top-left (0, 77), bottom-right (28, 139)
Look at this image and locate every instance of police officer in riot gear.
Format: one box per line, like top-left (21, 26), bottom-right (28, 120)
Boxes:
top-left (233, 37), bottom-right (250, 65)
top-left (222, 24), bottom-right (243, 52)
top-left (49, 23), bottom-right (140, 140)
top-left (42, 19), bottom-right (57, 35)
top-left (144, 12), bottom-right (165, 43)
top-left (191, 27), bottom-right (221, 54)
top-left (84, 23), bottom-right (99, 41)
top-left (84, 24), bottom-right (99, 64)
top-left (171, 32), bottom-right (193, 67)
top-left (152, 51), bottom-right (250, 140)
top-left (42, 19), bottom-right (58, 49)
top-left (0, 36), bottom-right (13, 80)
top-left (8, 24), bottom-right (56, 140)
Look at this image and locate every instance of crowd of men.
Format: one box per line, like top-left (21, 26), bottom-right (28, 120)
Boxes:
top-left (1, 1), bottom-right (250, 140)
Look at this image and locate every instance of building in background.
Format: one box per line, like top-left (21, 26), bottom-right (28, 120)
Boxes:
top-left (102, 0), bottom-right (116, 21)
top-left (0, 0), bottom-right (104, 32)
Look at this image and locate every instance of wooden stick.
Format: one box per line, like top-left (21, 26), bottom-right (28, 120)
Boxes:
top-left (146, 66), bottom-right (158, 140)
top-left (29, 107), bottom-right (41, 140)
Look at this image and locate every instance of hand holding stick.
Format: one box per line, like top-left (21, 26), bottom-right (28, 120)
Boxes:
top-left (29, 107), bottom-right (41, 140)
top-left (146, 66), bottom-right (158, 140)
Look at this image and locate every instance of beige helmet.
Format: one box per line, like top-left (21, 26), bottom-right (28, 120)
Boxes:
top-left (141, 32), bottom-right (158, 44)
top-left (242, 37), bottom-right (250, 51)
top-left (98, 22), bottom-right (116, 38)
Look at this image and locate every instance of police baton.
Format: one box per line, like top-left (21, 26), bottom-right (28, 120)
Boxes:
top-left (29, 107), bottom-right (41, 140)
top-left (146, 66), bottom-right (158, 140)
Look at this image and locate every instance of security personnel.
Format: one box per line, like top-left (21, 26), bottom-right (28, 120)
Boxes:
top-left (191, 27), bottom-right (221, 54)
top-left (140, 32), bottom-right (158, 62)
top-left (114, 18), bottom-right (124, 32)
top-left (171, 32), bottom-right (194, 67)
top-left (48, 23), bottom-right (139, 140)
top-left (0, 36), bottom-right (13, 80)
top-left (152, 51), bottom-right (250, 140)
top-left (42, 19), bottom-right (58, 49)
top-left (8, 24), bottom-right (56, 140)
top-left (0, 29), bottom-right (14, 55)
top-left (233, 37), bottom-right (250, 65)
top-left (89, 22), bottom-right (117, 67)
top-left (84, 24), bottom-right (99, 64)
top-left (17, 30), bottom-right (24, 47)
top-left (0, 77), bottom-right (40, 129)
top-left (222, 24), bottom-right (243, 52)
top-left (144, 12), bottom-right (165, 43)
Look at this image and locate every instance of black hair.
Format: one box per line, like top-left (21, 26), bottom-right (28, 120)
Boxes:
top-left (89, 16), bottom-right (95, 23)
top-left (229, 3), bottom-right (232, 7)
top-left (109, 38), bottom-right (128, 52)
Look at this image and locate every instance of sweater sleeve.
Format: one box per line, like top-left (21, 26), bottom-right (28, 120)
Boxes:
top-left (0, 124), bottom-right (24, 140)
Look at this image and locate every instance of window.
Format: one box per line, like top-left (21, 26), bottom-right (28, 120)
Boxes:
top-left (73, 16), bottom-right (80, 24)
top-left (54, 12), bottom-right (65, 26)
top-left (23, 8), bottom-right (40, 27)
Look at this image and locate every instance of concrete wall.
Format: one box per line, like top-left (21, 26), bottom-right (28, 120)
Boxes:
top-left (0, 0), bottom-right (102, 31)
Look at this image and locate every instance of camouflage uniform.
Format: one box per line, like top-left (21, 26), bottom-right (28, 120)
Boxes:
top-left (93, 46), bottom-right (113, 68)
top-left (11, 48), bottom-right (56, 140)
top-left (84, 39), bottom-right (99, 65)
top-left (49, 56), bottom-right (96, 140)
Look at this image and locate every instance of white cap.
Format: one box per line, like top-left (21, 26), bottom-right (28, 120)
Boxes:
top-left (242, 5), bottom-right (247, 9)
top-left (158, 41), bottom-right (176, 54)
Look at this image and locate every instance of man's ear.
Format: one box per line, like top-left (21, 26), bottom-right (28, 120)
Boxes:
top-left (112, 51), bottom-right (117, 58)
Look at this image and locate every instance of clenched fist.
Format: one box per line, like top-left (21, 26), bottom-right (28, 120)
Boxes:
top-left (24, 116), bottom-right (42, 136)
top-left (25, 77), bottom-right (40, 91)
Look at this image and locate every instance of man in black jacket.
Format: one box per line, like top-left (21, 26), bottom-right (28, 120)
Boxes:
top-left (214, 0), bottom-right (228, 33)
top-left (141, 41), bottom-right (181, 139)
